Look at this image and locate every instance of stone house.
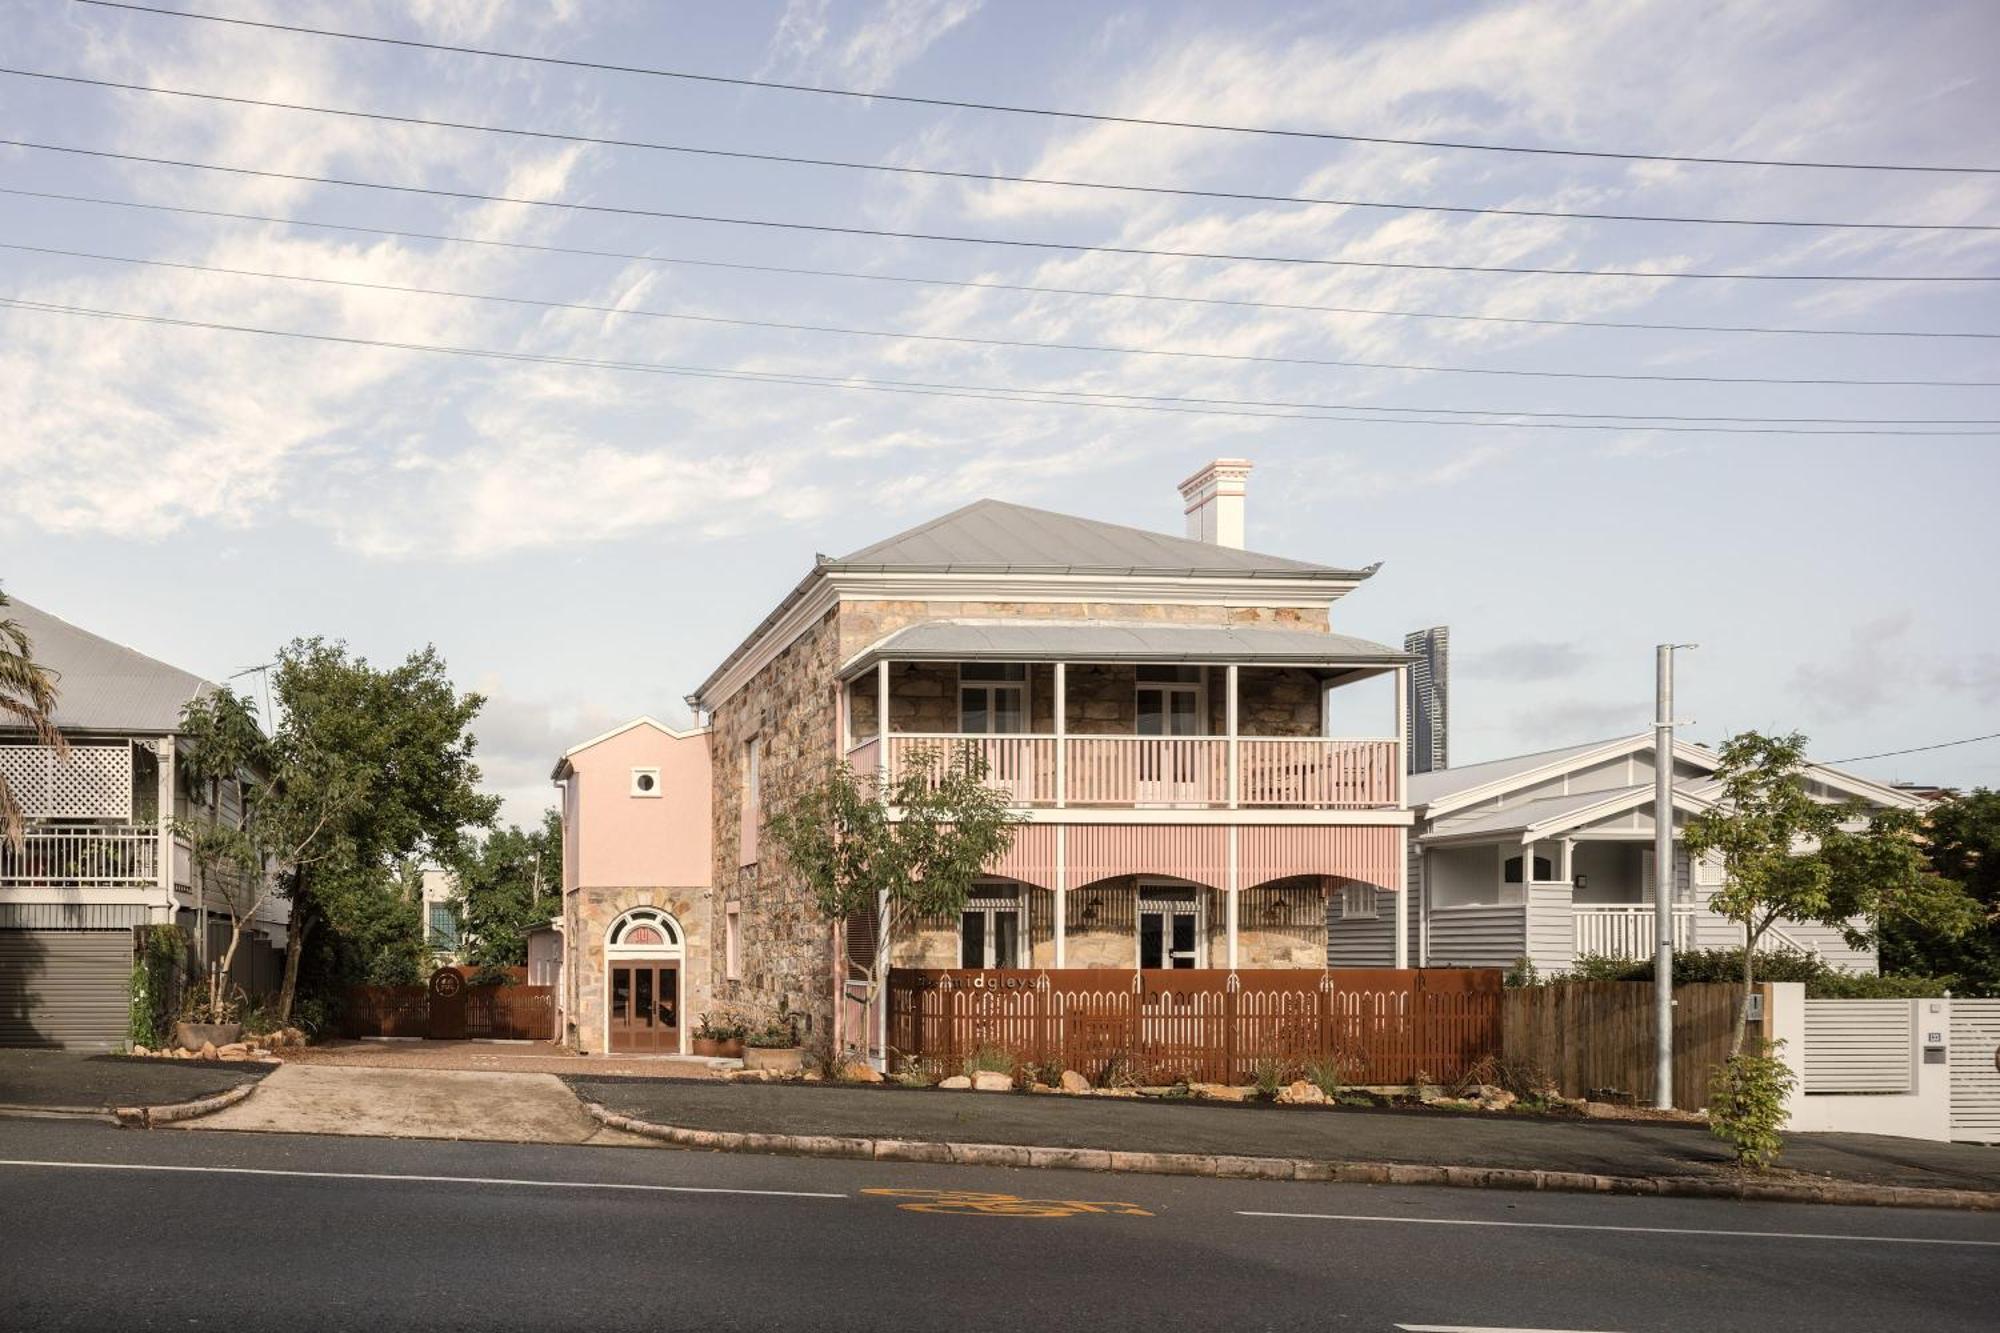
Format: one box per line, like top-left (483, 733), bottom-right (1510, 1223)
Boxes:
top-left (552, 460), bottom-right (1418, 1058)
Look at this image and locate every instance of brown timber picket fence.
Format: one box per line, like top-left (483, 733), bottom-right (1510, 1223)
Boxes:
top-left (342, 967), bottom-right (556, 1041)
top-left (1501, 981), bottom-right (1750, 1110)
top-left (887, 967), bottom-right (1503, 1086)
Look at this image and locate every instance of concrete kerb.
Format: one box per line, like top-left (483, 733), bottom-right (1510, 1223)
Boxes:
top-left (576, 1101), bottom-right (2000, 1212)
top-left (112, 1077), bottom-right (261, 1129)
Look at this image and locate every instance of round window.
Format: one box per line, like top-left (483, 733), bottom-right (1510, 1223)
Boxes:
top-left (634, 772), bottom-right (657, 793)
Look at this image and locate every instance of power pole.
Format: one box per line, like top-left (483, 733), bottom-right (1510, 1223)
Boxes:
top-left (1654, 643), bottom-right (1695, 1110)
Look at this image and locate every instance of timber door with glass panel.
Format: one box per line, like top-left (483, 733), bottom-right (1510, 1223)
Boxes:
top-left (1135, 665), bottom-right (1206, 804)
top-left (1138, 887), bottom-right (1203, 969)
top-left (960, 889), bottom-right (1024, 968)
top-left (608, 962), bottom-right (680, 1053)
top-left (959, 663), bottom-right (1032, 800)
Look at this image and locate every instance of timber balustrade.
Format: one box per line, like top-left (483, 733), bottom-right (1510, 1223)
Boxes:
top-left (0, 824), bottom-right (159, 885)
top-left (887, 967), bottom-right (1502, 1086)
top-left (848, 735), bottom-right (1399, 810)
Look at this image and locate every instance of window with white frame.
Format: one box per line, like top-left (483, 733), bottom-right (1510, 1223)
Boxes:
top-left (725, 902), bottom-right (742, 981)
top-left (1340, 882), bottom-right (1379, 920)
top-left (630, 767), bottom-right (661, 797)
top-left (1135, 665), bottom-right (1204, 737)
top-left (959, 884), bottom-right (1024, 968)
top-left (958, 662), bottom-right (1028, 734)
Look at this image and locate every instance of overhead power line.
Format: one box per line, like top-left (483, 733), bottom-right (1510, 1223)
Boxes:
top-left (8, 186), bottom-right (1992, 343)
top-left (9, 240), bottom-right (2000, 390)
top-left (1, 295), bottom-right (1992, 438)
top-left (7, 138), bottom-right (1996, 284)
top-left (73, 0), bottom-right (2000, 175)
top-left (8, 66), bottom-right (1996, 235)
top-left (1832, 733), bottom-right (2000, 764)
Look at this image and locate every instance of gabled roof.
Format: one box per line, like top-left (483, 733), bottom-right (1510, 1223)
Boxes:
top-left (1, 596), bottom-right (216, 734)
top-left (1422, 783), bottom-right (1721, 843)
top-left (1410, 731), bottom-right (1928, 826)
top-left (826, 499), bottom-right (1376, 581)
top-left (1406, 736), bottom-right (1634, 810)
top-left (549, 715), bottom-right (707, 780)
top-left (840, 620), bottom-right (1403, 677)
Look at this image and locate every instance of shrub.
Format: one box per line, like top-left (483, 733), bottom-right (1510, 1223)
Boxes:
top-left (1707, 1040), bottom-right (1796, 1169)
top-left (1807, 971), bottom-right (1954, 999)
top-left (894, 1055), bottom-right (935, 1088)
top-left (1545, 947), bottom-right (1952, 998)
top-left (1252, 1056), bottom-right (1286, 1099)
top-left (1502, 956), bottom-right (1540, 988)
top-left (962, 1044), bottom-right (1015, 1077)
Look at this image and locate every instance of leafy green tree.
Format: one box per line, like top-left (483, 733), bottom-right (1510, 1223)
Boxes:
top-left (1882, 789), bottom-right (2000, 996)
top-left (0, 585), bottom-right (64, 851)
top-left (456, 809), bottom-right (562, 971)
top-left (271, 639), bottom-right (500, 1021)
top-left (1684, 731), bottom-right (1980, 1053)
top-left (176, 690), bottom-right (359, 1023)
top-left (767, 747), bottom-right (1023, 1053)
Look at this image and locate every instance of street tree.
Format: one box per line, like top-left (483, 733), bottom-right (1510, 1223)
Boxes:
top-left (1683, 731), bottom-right (1980, 1054)
top-left (175, 689), bottom-right (356, 1022)
top-left (0, 585), bottom-right (63, 851)
top-left (766, 747), bottom-right (1023, 1057)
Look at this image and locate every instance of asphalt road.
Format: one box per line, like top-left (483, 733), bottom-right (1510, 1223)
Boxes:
top-left (0, 1118), bottom-right (1994, 1332)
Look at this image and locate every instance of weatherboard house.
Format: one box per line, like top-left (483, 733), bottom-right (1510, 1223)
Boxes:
top-left (0, 599), bottom-right (289, 1049)
top-left (553, 460), bottom-right (1418, 1057)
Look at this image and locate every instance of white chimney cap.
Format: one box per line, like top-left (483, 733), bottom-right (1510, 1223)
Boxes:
top-left (1178, 459), bottom-right (1252, 549)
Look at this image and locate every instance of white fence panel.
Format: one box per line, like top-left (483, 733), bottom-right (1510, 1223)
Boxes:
top-left (1949, 999), bottom-right (2000, 1144)
top-left (1802, 999), bottom-right (1913, 1093)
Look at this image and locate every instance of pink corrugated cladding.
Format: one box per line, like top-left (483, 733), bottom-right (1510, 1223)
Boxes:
top-left (1239, 825), bottom-right (1400, 890)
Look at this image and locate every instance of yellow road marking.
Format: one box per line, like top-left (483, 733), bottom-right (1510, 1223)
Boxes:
top-left (864, 1187), bottom-right (1152, 1218)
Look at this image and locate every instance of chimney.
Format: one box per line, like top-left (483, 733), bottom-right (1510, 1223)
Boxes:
top-left (1178, 458), bottom-right (1252, 548)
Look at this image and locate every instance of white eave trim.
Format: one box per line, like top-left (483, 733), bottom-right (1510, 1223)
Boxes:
top-left (550, 715), bottom-right (711, 780)
top-left (1416, 735), bottom-right (1659, 820)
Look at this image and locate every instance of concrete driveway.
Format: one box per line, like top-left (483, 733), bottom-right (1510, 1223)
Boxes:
top-left (182, 1063), bottom-right (646, 1145)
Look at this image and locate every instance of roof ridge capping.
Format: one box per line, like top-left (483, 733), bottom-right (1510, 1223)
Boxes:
top-left (827, 498), bottom-right (1380, 580)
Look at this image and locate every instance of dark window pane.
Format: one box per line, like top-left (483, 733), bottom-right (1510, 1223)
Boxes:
top-left (960, 689), bottom-right (989, 734)
top-left (1503, 856), bottom-right (1523, 884)
top-left (635, 968), bottom-right (653, 1028)
top-left (611, 968), bottom-right (631, 1021)
top-left (992, 911), bottom-right (1019, 967)
top-left (1170, 913), bottom-right (1196, 966)
top-left (1139, 914), bottom-right (1163, 969)
top-left (961, 911), bottom-right (986, 968)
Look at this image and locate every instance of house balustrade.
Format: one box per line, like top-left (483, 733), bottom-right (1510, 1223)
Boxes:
top-left (848, 733), bottom-right (1399, 810)
top-left (0, 823), bottom-right (161, 886)
top-left (1573, 904), bottom-right (1698, 960)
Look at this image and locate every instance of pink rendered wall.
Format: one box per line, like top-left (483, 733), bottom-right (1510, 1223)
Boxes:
top-left (571, 724), bottom-right (713, 888)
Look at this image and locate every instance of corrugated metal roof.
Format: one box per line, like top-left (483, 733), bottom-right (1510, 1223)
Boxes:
top-left (1424, 786), bottom-right (1648, 840)
top-left (2, 597), bottom-right (216, 734)
top-left (829, 499), bottom-right (1375, 580)
top-left (843, 619), bottom-right (1404, 675)
top-left (1406, 736), bottom-right (1633, 807)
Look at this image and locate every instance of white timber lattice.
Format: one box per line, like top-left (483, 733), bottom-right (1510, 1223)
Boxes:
top-left (0, 744), bottom-right (134, 819)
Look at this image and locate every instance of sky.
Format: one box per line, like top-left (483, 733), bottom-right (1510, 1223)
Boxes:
top-left (1, 0), bottom-right (1996, 827)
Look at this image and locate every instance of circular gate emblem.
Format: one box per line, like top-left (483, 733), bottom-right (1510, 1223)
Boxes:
top-left (429, 969), bottom-right (463, 999)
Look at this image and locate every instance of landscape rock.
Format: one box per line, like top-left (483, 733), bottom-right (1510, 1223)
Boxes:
top-left (130, 1045), bottom-right (149, 1058)
top-left (1276, 1079), bottom-right (1328, 1106)
top-left (1189, 1082), bottom-right (1255, 1103)
top-left (841, 1061), bottom-right (884, 1084)
top-left (1475, 1085), bottom-right (1518, 1111)
top-left (197, 1042), bottom-right (219, 1061)
top-left (971, 1071), bottom-right (1014, 1092)
top-left (1582, 1100), bottom-right (1622, 1119)
top-left (1058, 1070), bottom-right (1091, 1094)
top-left (1093, 1088), bottom-right (1139, 1098)
top-left (938, 1075), bottom-right (972, 1089)
top-left (218, 1043), bottom-right (249, 1057)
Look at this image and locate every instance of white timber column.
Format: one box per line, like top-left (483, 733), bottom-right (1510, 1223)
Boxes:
top-left (1054, 825), bottom-right (1067, 968)
top-left (1225, 825), bottom-right (1240, 969)
top-left (1053, 661), bottom-right (1067, 808)
top-left (875, 660), bottom-right (890, 773)
top-left (1392, 663), bottom-right (1409, 804)
top-left (1225, 663), bottom-right (1240, 809)
top-left (1393, 826), bottom-right (1410, 969)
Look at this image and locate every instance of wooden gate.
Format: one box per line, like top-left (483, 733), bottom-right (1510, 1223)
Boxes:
top-left (341, 967), bottom-right (555, 1041)
top-left (887, 968), bottom-right (1502, 1085)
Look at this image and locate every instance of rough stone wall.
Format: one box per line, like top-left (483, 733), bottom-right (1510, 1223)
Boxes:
top-left (1238, 669), bottom-right (1324, 736)
top-left (1235, 879), bottom-right (1330, 967)
top-left (708, 608), bottom-right (843, 1046)
top-left (571, 884), bottom-right (712, 1054)
top-left (1065, 664), bottom-right (1136, 734)
top-left (839, 599), bottom-right (1330, 660)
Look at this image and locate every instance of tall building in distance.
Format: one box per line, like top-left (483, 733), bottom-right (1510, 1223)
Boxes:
top-left (1405, 627), bottom-right (1449, 775)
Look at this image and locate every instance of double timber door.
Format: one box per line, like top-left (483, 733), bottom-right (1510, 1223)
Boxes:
top-left (609, 962), bottom-right (680, 1053)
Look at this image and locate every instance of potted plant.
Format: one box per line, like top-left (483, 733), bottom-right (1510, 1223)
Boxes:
top-left (742, 1006), bottom-right (805, 1073)
top-left (692, 1012), bottom-right (746, 1059)
top-left (173, 987), bottom-right (243, 1054)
